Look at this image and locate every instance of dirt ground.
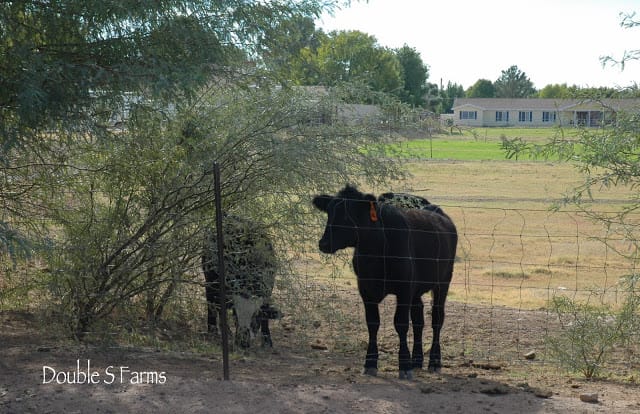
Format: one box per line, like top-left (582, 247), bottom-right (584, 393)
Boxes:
top-left (2, 306), bottom-right (639, 414)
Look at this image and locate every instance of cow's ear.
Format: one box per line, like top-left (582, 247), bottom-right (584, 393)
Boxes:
top-left (362, 194), bottom-right (378, 222)
top-left (312, 195), bottom-right (332, 212)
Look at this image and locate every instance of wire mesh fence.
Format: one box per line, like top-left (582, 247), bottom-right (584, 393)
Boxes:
top-left (1, 196), bottom-right (639, 378)
top-left (266, 202), bottom-right (639, 376)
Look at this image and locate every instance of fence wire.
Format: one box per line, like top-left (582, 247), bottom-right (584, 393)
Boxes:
top-left (270, 202), bottom-right (640, 376)
top-left (1, 202), bottom-right (639, 377)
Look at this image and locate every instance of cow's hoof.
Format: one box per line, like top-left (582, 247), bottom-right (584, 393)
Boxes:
top-left (427, 365), bottom-right (442, 373)
top-left (399, 370), bottom-right (413, 380)
top-left (363, 367), bottom-right (378, 376)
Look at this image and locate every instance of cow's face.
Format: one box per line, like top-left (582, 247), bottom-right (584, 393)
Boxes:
top-left (313, 194), bottom-right (368, 253)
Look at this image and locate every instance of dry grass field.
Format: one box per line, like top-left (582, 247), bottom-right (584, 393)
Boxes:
top-left (407, 160), bottom-right (635, 309)
top-left (301, 159), bottom-right (636, 311)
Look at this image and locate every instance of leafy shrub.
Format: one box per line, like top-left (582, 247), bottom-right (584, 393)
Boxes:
top-left (546, 275), bottom-right (639, 378)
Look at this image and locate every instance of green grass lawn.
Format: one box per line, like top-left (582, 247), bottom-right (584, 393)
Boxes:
top-left (387, 139), bottom-right (513, 161)
top-left (387, 127), bottom-right (577, 161)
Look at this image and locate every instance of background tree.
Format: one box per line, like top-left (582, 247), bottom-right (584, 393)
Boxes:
top-left (538, 83), bottom-right (572, 98)
top-left (466, 79), bottom-right (496, 98)
top-left (312, 30), bottom-right (404, 96)
top-left (292, 31), bottom-right (403, 99)
top-left (436, 81), bottom-right (465, 114)
top-left (260, 15), bottom-right (328, 84)
top-left (395, 45), bottom-right (429, 107)
top-left (494, 65), bottom-right (536, 98)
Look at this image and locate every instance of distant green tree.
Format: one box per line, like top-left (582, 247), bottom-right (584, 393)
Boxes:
top-left (261, 15), bottom-right (328, 84)
top-left (395, 45), bottom-right (429, 107)
top-left (466, 79), bottom-right (496, 98)
top-left (538, 84), bottom-right (640, 99)
top-left (494, 65), bottom-right (536, 98)
top-left (538, 83), bottom-right (571, 98)
top-left (437, 81), bottom-right (465, 114)
top-left (423, 82), bottom-right (441, 113)
top-left (315, 30), bottom-right (403, 95)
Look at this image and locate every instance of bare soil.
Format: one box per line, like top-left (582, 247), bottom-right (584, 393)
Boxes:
top-left (2, 305), bottom-right (639, 414)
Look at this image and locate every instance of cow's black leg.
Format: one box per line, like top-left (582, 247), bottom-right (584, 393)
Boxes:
top-left (363, 302), bottom-right (380, 376)
top-left (428, 286), bottom-right (449, 372)
top-left (260, 315), bottom-right (272, 347)
top-left (394, 298), bottom-right (412, 379)
top-left (410, 295), bottom-right (425, 369)
top-left (204, 279), bottom-right (219, 335)
top-left (259, 303), bottom-right (280, 346)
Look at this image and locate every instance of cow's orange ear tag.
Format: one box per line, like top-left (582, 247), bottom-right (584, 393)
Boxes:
top-left (369, 201), bottom-right (378, 222)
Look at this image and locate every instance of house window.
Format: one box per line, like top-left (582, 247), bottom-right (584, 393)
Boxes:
top-left (460, 111), bottom-right (477, 120)
top-left (518, 111), bottom-right (533, 122)
top-left (495, 111), bottom-right (509, 122)
top-left (542, 111), bottom-right (556, 123)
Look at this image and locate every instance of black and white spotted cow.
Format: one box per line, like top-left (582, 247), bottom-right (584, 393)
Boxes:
top-left (202, 215), bottom-right (280, 348)
top-left (378, 192), bottom-right (445, 215)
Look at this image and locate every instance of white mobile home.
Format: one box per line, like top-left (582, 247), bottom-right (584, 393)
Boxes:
top-left (451, 98), bottom-right (640, 127)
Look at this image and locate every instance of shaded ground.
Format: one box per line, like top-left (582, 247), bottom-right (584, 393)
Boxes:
top-left (2, 307), bottom-right (640, 414)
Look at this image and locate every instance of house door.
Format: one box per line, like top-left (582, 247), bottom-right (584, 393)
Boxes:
top-left (576, 111), bottom-right (588, 126)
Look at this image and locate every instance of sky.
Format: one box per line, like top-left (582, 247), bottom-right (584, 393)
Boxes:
top-left (318, 0), bottom-right (639, 90)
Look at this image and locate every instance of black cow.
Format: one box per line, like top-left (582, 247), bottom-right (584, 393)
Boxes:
top-left (202, 215), bottom-right (280, 348)
top-left (313, 185), bottom-right (457, 379)
top-left (378, 192), bottom-right (445, 215)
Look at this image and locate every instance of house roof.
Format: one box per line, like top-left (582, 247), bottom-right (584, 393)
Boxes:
top-left (452, 98), bottom-right (640, 112)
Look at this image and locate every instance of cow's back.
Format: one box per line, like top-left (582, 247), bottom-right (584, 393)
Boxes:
top-left (203, 217), bottom-right (277, 299)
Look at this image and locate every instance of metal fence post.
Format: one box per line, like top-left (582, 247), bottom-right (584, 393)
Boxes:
top-left (213, 161), bottom-right (230, 380)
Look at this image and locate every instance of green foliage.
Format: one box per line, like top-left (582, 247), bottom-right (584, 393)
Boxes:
top-left (547, 296), bottom-right (621, 378)
top-left (0, 0), bottom-right (342, 259)
top-left (546, 275), bottom-right (639, 378)
top-left (0, 222), bottom-right (31, 263)
top-left (2, 0), bottom-right (403, 338)
top-left (435, 81), bottom-right (465, 114)
top-left (494, 65), bottom-right (536, 98)
top-left (395, 45), bottom-right (429, 107)
top-left (41, 106), bottom-right (208, 337)
top-left (500, 136), bottom-right (529, 161)
top-left (538, 83), bottom-right (640, 99)
top-left (538, 83), bottom-right (572, 98)
top-left (284, 29), bottom-right (404, 99)
top-left (466, 79), bottom-right (496, 98)
top-left (0, 1), bottom-right (236, 132)
top-left (261, 15), bottom-right (328, 83)
top-left (37, 81), bottom-right (405, 338)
